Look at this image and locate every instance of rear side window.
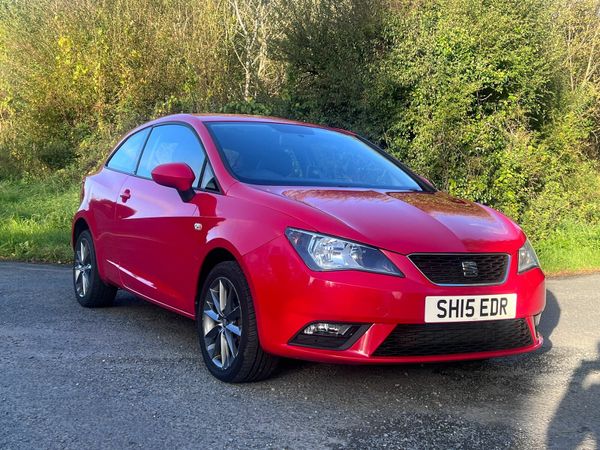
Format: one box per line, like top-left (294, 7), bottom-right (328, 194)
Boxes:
top-left (137, 124), bottom-right (206, 185)
top-left (106, 128), bottom-right (150, 174)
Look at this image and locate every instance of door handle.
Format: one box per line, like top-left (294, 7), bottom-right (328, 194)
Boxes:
top-left (120, 189), bottom-right (131, 202)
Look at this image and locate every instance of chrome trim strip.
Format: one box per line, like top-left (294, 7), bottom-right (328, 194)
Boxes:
top-left (408, 252), bottom-right (511, 287)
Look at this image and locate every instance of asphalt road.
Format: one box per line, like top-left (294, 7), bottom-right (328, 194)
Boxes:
top-left (0, 262), bottom-right (599, 449)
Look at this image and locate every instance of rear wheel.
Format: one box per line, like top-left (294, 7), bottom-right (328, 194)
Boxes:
top-left (197, 261), bottom-right (278, 382)
top-left (73, 230), bottom-right (116, 307)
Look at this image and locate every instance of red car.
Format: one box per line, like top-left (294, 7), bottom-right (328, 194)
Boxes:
top-left (72, 114), bottom-right (545, 382)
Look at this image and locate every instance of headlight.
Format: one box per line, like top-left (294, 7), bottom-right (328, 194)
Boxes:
top-left (518, 239), bottom-right (540, 273)
top-left (285, 228), bottom-right (403, 276)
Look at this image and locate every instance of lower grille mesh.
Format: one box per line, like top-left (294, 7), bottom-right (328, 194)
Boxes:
top-left (373, 319), bottom-right (533, 357)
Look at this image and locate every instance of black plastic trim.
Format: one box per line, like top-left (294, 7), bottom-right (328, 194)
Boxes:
top-left (373, 319), bottom-right (533, 357)
top-left (288, 322), bottom-right (371, 351)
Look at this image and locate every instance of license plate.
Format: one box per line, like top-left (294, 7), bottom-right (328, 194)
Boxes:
top-left (425, 294), bottom-right (517, 323)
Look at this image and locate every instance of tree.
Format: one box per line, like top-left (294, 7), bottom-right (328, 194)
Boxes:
top-left (272, 0), bottom-right (385, 131)
top-left (228, 0), bottom-right (278, 101)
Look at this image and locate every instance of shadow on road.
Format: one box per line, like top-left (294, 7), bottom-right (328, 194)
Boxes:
top-left (539, 289), bottom-right (561, 353)
top-left (547, 342), bottom-right (600, 449)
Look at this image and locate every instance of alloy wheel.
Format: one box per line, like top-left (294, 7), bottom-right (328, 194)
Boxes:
top-left (74, 240), bottom-right (92, 298)
top-left (202, 277), bottom-right (242, 370)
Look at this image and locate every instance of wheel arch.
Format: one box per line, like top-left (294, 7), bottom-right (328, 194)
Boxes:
top-left (72, 217), bottom-right (90, 248)
top-left (195, 246), bottom-right (239, 314)
top-left (71, 214), bottom-right (112, 284)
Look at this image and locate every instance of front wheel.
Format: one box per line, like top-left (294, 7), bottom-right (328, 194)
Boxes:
top-left (197, 261), bottom-right (278, 382)
top-left (73, 230), bottom-right (116, 307)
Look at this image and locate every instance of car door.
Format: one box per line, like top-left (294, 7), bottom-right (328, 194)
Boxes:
top-left (113, 123), bottom-right (209, 315)
top-left (96, 127), bottom-right (151, 284)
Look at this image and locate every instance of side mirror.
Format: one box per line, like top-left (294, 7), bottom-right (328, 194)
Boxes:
top-left (151, 162), bottom-right (196, 202)
top-left (418, 175), bottom-right (436, 189)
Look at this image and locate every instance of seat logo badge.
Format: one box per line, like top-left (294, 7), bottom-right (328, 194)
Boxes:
top-left (461, 261), bottom-right (478, 278)
top-left (194, 223), bottom-right (202, 231)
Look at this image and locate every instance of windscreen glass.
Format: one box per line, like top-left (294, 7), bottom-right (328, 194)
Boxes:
top-left (206, 122), bottom-right (422, 190)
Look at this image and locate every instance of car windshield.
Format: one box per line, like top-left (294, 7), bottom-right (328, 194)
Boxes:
top-left (206, 122), bottom-right (423, 190)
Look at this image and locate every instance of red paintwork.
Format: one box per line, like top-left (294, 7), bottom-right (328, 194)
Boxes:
top-left (73, 114), bottom-right (545, 363)
top-left (151, 162), bottom-right (195, 192)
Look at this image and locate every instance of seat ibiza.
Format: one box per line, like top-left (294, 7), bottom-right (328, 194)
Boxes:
top-left (72, 114), bottom-right (545, 382)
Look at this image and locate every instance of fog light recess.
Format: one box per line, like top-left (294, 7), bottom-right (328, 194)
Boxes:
top-left (289, 322), bottom-right (369, 350)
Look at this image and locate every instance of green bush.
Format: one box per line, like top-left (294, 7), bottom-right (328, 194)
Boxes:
top-left (0, 0), bottom-right (599, 266)
top-left (0, 0), bottom-right (238, 177)
top-left (365, 0), bottom-right (600, 239)
top-left (271, 0), bottom-right (384, 131)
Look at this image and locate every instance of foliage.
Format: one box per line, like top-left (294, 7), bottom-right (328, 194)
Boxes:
top-left (0, 175), bottom-right (78, 262)
top-left (0, 176), bottom-right (594, 275)
top-left (0, 0), bottom-right (237, 178)
top-left (0, 0), bottom-right (600, 266)
top-left (271, 0), bottom-right (384, 131)
top-left (535, 221), bottom-right (600, 274)
top-left (367, 0), bottom-right (600, 238)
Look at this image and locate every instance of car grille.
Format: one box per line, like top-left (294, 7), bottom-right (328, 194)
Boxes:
top-left (409, 253), bottom-right (509, 285)
top-left (372, 319), bottom-right (533, 357)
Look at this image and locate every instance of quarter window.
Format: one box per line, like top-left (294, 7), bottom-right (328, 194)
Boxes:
top-left (106, 128), bottom-right (150, 174)
top-left (137, 124), bottom-right (206, 185)
top-left (200, 162), bottom-right (218, 191)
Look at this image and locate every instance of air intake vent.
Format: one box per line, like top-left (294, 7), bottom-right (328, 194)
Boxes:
top-left (373, 319), bottom-right (533, 357)
top-left (409, 253), bottom-right (509, 285)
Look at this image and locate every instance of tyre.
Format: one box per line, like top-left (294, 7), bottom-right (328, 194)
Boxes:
top-left (73, 230), bottom-right (117, 307)
top-left (197, 261), bottom-right (278, 382)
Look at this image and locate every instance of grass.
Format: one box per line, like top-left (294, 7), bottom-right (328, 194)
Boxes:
top-left (0, 177), bottom-right (79, 263)
top-left (0, 178), bottom-right (599, 276)
top-left (534, 222), bottom-right (600, 276)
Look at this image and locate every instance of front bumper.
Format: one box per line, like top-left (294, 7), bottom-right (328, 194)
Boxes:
top-left (243, 235), bottom-right (546, 363)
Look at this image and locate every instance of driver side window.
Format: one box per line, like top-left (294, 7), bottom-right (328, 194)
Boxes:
top-left (106, 127), bottom-right (150, 174)
top-left (136, 124), bottom-right (206, 185)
